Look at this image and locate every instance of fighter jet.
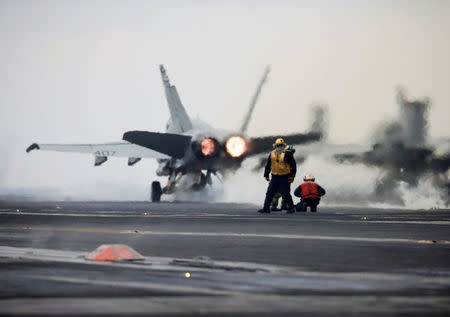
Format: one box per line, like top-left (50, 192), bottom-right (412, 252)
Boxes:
top-left (334, 89), bottom-right (450, 205)
top-left (27, 65), bottom-right (323, 201)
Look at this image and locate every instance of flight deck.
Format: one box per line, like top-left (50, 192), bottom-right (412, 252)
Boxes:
top-left (0, 200), bottom-right (449, 316)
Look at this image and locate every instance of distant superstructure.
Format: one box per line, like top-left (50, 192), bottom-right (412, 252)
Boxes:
top-left (397, 88), bottom-right (430, 147)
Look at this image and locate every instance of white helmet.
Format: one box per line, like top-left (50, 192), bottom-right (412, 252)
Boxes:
top-left (303, 173), bottom-right (315, 182)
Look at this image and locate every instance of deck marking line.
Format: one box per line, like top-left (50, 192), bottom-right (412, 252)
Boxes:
top-left (1, 226), bottom-right (449, 245)
top-left (120, 230), bottom-right (450, 244)
top-left (20, 274), bottom-right (236, 295)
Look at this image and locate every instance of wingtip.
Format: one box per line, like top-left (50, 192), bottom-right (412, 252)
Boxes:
top-left (26, 143), bottom-right (40, 153)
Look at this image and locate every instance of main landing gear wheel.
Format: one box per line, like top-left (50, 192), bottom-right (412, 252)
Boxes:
top-left (191, 173), bottom-right (207, 191)
top-left (151, 181), bottom-right (162, 202)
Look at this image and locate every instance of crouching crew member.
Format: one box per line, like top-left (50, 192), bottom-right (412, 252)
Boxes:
top-left (258, 138), bottom-right (296, 214)
top-left (294, 173), bottom-right (326, 212)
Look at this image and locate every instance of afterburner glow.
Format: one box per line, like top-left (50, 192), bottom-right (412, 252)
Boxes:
top-left (226, 136), bottom-right (247, 157)
top-left (201, 138), bottom-right (217, 156)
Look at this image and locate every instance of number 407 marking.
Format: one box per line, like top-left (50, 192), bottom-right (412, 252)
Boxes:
top-left (95, 151), bottom-right (116, 157)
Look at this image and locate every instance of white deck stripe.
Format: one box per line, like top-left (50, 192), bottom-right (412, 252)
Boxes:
top-left (22, 274), bottom-right (234, 295)
top-left (2, 211), bottom-right (450, 225)
top-left (121, 230), bottom-right (450, 244)
top-left (0, 225), bottom-right (448, 244)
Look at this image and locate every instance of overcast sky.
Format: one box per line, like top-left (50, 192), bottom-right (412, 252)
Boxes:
top-left (1, 0), bottom-right (449, 200)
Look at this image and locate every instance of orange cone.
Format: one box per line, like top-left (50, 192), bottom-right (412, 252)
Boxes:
top-left (86, 244), bottom-right (145, 261)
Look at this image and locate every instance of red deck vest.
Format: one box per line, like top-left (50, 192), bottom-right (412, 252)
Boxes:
top-left (300, 182), bottom-right (320, 199)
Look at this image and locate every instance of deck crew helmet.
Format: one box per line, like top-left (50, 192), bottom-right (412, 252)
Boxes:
top-left (273, 138), bottom-right (286, 149)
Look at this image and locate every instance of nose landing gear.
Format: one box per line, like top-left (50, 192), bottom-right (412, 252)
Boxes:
top-left (151, 181), bottom-right (162, 202)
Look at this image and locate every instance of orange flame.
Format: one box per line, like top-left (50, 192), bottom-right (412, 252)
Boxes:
top-left (225, 136), bottom-right (247, 157)
top-left (201, 138), bottom-right (217, 156)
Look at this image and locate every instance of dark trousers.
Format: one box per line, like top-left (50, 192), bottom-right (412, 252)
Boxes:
top-left (263, 175), bottom-right (294, 211)
top-left (296, 197), bottom-right (320, 212)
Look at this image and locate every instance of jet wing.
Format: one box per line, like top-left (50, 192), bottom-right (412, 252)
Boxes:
top-left (26, 142), bottom-right (170, 163)
top-left (246, 132), bottom-right (322, 156)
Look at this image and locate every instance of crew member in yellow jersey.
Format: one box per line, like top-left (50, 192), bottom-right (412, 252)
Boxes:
top-left (258, 138), bottom-right (296, 214)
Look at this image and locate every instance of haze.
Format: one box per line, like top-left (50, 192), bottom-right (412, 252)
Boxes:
top-left (1, 0), bottom-right (449, 203)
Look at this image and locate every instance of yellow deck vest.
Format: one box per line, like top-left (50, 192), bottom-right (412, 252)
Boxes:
top-left (270, 150), bottom-right (291, 175)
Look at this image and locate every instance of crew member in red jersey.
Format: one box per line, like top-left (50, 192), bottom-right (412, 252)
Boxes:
top-left (294, 173), bottom-right (326, 212)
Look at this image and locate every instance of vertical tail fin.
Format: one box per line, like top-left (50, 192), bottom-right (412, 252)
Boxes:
top-left (160, 65), bottom-right (193, 133)
top-left (239, 66), bottom-right (271, 134)
top-left (309, 105), bottom-right (328, 140)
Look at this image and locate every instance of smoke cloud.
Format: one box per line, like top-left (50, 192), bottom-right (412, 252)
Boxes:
top-left (219, 91), bottom-right (448, 209)
top-left (218, 156), bottom-right (447, 209)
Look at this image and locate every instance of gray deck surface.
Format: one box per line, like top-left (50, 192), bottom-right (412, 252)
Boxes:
top-left (0, 200), bottom-right (449, 316)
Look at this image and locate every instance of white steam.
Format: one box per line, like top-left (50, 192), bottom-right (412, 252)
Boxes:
top-left (216, 156), bottom-right (447, 209)
top-left (216, 156), bottom-right (378, 206)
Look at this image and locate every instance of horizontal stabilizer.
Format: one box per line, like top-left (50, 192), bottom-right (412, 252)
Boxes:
top-left (123, 131), bottom-right (191, 159)
top-left (246, 132), bottom-right (322, 156)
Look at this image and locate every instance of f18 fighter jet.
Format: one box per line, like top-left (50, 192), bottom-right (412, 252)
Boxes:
top-left (27, 65), bottom-right (323, 201)
top-left (334, 89), bottom-right (450, 205)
